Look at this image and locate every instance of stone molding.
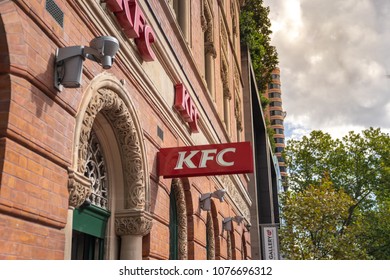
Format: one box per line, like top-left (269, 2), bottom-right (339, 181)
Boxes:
top-left (68, 168), bottom-right (92, 209)
top-left (172, 178), bottom-right (188, 260)
top-left (115, 210), bottom-right (153, 236)
top-left (220, 175), bottom-right (250, 221)
top-left (74, 87), bottom-right (146, 210)
top-left (206, 211), bottom-right (215, 260)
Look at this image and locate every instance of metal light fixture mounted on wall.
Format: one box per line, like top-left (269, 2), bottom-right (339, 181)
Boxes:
top-left (54, 36), bottom-right (119, 91)
top-left (199, 189), bottom-right (226, 211)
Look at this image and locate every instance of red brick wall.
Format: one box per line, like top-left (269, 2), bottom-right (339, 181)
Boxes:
top-left (0, 0), bottom-right (251, 260)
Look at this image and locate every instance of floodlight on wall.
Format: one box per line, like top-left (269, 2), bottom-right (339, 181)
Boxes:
top-left (222, 216), bottom-right (244, 232)
top-left (199, 189), bottom-right (226, 211)
top-left (54, 36), bottom-right (119, 91)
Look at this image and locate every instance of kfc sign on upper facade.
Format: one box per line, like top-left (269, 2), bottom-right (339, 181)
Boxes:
top-left (106, 0), bottom-right (156, 61)
top-left (174, 83), bottom-right (200, 133)
top-left (158, 142), bottom-right (254, 178)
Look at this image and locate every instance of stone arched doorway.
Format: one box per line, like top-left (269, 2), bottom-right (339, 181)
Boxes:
top-left (65, 73), bottom-right (151, 260)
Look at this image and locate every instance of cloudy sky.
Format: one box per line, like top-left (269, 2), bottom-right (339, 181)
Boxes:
top-left (263, 0), bottom-right (390, 140)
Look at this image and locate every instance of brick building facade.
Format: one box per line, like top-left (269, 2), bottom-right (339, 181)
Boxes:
top-left (0, 0), bottom-right (253, 260)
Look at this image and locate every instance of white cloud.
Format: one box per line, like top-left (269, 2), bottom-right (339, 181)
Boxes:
top-left (264, 0), bottom-right (390, 139)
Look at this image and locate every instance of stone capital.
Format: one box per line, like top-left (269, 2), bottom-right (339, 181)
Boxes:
top-left (115, 210), bottom-right (153, 236)
top-left (68, 168), bottom-right (92, 209)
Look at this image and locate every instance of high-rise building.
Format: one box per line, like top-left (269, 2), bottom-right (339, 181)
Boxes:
top-left (264, 68), bottom-right (287, 186)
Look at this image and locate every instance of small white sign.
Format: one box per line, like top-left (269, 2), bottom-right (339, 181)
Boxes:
top-left (262, 225), bottom-right (280, 260)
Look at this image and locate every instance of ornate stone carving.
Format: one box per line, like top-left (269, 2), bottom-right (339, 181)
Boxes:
top-left (172, 178), bottom-right (188, 260)
top-left (76, 88), bottom-right (145, 210)
top-left (220, 175), bottom-right (250, 221)
top-left (231, 1), bottom-right (237, 35)
top-left (205, 42), bottom-right (217, 58)
top-left (68, 168), bottom-right (92, 209)
top-left (235, 95), bottom-right (243, 131)
top-left (206, 211), bottom-right (215, 260)
top-left (221, 52), bottom-right (231, 100)
top-left (203, 0), bottom-right (216, 58)
top-left (115, 210), bottom-right (153, 236)
top-left (220, 19), bottom-right (228, 54)
top-left (227, 231), bottom-right (232, 260)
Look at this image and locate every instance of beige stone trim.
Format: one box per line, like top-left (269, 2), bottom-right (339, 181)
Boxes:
top-left (70, 73), bottom-right (150, 212)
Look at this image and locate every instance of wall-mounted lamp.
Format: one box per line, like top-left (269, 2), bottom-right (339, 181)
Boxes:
top-left (222, 216), bottom-right (244, 232)
top-left (199, 189), bottom-right (226, 211)
top-left (245, 223), bottom-right (252, 232)
top-left (54, 36), bottom-right (119, 91)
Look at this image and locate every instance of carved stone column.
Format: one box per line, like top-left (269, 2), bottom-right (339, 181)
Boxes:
top-left (205, 41), bottom-right (216, 98)
top-left (115, 210), bottom-right (153, 260)
top-left (68, 168), bottom-right (92, 209)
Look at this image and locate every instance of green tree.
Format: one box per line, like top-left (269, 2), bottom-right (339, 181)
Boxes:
top-left (280, 180), bottom-right (369, 259)
top-left (283, 128), bottom-right (390, 259)
top-left (240, 0), bottom-right (278, 95)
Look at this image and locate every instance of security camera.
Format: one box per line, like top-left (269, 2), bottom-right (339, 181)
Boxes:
top-left (199, 189), bottom-right (226, 211)
top-left (85, 36), bottom-right (120, 69)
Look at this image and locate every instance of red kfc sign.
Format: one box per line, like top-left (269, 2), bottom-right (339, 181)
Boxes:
top-left (174, 83), bottom-right (200, 133)
top-left (158, 142), bottom-right (254, 178)
top-left (106, 0), bottom-right (156, 61)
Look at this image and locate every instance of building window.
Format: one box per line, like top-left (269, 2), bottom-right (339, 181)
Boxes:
top-left (270, 101), bottom-right (282, 107)
top-left (270, 110), bottom-right (283, 116)
top-left (269, 92), bottom-right (281, 98)
top-left (274, 128), bottom-right (284, 134)
top-left (274, 137), bottom-right (285, 144)
top-left (268, 83), bottom-right (281, 89)
top-left (271, 74), bottom-right (280, 80)
top-left (271, 119), bottom-right (284, 125)
top-left (275, 147), bottom-right (284, 153)
top-left (169, 0), bottom-right (190, 41)
top-left (169, 188), bottom-right (179, 260)
top-left (72, 130), bottom-right (111, 260)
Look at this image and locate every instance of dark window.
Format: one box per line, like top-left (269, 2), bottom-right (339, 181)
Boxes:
top-left (268, 83), bottom-right (281, 89)
top-left (169, 190), bottom-right (179, 260)
top-left (270, 101), bottom-right (283, 107)
top-left (270, 92), bottom-right (281, 98)
top-left (271, 119), bottom-right (284, 125)
top-left (275, 147), bottom-right (284, 153)
top-left (270, 110), bottom-right (283, 116)
top-left (274, 128), bottom-right (284, 134)
top-left (71, 230), bottom-right (104, 260)
top-left (275, 138), bottom-right (284, 144)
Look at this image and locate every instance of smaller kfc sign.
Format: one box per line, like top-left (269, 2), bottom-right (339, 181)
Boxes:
top-left (158, 142), bottom-right (253, 178)
top-left (174, 83), bottom-right (200, 133)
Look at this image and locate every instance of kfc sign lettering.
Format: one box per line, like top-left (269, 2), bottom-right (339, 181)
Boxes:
top-left (174, 148), bottom-right (235, 169)
top-left (158, 142), bottom-right (253, 178)
top-left (106, 0), bottom-right (156, 61)
top-left (174, 83), bottom-right (200, 133)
